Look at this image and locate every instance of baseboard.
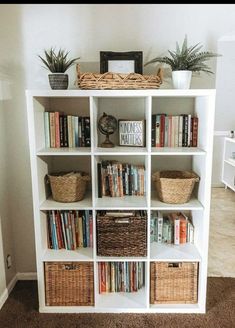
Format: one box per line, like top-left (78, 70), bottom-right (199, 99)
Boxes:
top-left (16, 272), bottom-right (37, 280)
top-left (0, 274), bottom-right (17, 310)
top-left (0, 272), bottom-right (37, 310)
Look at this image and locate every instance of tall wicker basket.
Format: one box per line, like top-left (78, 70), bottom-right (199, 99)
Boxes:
top-left (48, 172), bottom-right (90, 202)
top-left (45, 262), bottom-right (94, 306)
top-left (150, 262), bottom-right (198, 304)
top-left (152, 170), bottom-right (200, 204)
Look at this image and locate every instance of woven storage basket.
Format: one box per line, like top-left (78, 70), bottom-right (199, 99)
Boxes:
top-left (45, 261), bottom-right (94, 306)
top-left (96, 214), bottom-right (147, 257)
top-left (48, 172), bottom-right (90, 202)
top-left (76, 64), bottom-right (163, 90)
top-left (152, 170), bottom-right (199, 204)
top-left (150, 262), bottom-right (198, 304)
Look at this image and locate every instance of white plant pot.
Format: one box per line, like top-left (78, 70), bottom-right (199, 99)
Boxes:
top-left (172, 70), bottom-right (192, 89)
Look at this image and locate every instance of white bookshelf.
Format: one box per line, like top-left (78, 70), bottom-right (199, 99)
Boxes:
top-left (222, 137), bottom-right (235, 191)
top-left (26, 89), bottom-right (215, 314)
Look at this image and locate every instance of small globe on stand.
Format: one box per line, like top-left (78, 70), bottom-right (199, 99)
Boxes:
top-left (98, 112), bottom-right (118, 148)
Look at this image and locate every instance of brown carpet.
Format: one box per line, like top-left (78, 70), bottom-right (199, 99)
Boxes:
top-left (0, 278), bottom-right (234, 328)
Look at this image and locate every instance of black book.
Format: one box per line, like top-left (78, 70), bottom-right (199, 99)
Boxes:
top-left (84, 117), bottom-right (91, 147)
top-left (151, 114), bottom-right (156, 147)
top-left (59, 114), bottom-right (64, 147)
top-left (97, 162), bottom-right (102, 198)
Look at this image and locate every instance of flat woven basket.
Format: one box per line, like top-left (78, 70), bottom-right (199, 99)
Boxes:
top-left (45, 261), bottom-right (94, 306)
top-left (152, 170), bottom-right (199, 204)
top-left (48, 172), bottom-right (90, 202)
top-left (76, 64), bottom-right (163, 90)
top-left (150, 262), bottom-right (198, 304)
top-left (96, 214), bottom-right (147, 257)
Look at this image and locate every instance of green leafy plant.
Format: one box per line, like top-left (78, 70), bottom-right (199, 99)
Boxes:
top-left (145, 36), bottom-right (220, 74)
top-left (38, 47), bottom-right (80, 73)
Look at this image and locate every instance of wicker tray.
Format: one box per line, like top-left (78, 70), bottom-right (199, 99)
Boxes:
top-left (48, 172), bottom-right (90, 202)
top-left (76, 64), bottom-right (163, 90)
top-left (152, 170), bottom-right (199, 204)
top-left (150, 262), bottom-right (198, 304)
top-left (96, 214), bottom-right (147, 257)
top-left (45, 261), bottom-right (94, 306)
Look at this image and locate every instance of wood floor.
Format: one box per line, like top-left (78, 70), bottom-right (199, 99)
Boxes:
top-left (208, 187), bottom-right (235, 277)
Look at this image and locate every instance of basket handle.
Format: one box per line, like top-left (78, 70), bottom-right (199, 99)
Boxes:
top-left (123, 72), bottom-right (145, 81)
top-left (97, 72), bottom-right (123, 82)
top-left (114, 218), bottom-right (130, 224)
top-left (168, 262), bottom-right (182, 268)
top-left (64, 263), bottom-right (79, 270)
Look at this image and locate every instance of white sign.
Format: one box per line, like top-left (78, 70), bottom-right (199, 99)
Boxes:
top-left (119, 120), bottom-right (145, 147)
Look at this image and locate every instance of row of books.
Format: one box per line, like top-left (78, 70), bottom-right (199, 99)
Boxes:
top-left (98, 262), bottom-right (145, 294)
top-left (44, 112), bottom-right (91, 148)
top-left (97, 161), bottom-right (146, 198)
top-left (151, 114), bottom-right (198, 147)
top-left (150, 211), bottom-right (194, 245)
top-left (47, 210), bottom-right (93, 250)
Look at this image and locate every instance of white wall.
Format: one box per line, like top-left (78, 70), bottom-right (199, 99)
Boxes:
top-left (1, 4), bottom-right (235, 274)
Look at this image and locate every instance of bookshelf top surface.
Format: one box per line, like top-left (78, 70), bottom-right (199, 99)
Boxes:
top-left (26, 89), bottom-right (216, 98)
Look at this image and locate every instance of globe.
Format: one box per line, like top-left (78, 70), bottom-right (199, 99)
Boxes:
top-left (98, 112), bottom-right (117, 147)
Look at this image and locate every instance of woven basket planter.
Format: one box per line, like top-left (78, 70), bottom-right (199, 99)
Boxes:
top-left (150, 262), bottom-right (198, 304)
top-left (75, 64), bottom-right (163, 90)
top-left (96, 214), bottom-right (147, 257)
top-left (45, 262), bottom-right (94, 306)
top-left (152, 170), bottom-right (199, 204)
top-left (48, 172), bottom-right (90, 202)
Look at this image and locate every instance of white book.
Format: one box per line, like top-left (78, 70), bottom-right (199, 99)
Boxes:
top-left (178, 115), bottom-right (183, 147)
top-left (44, 112), bottom-right (50, 148)
top-left (157, 210), bottom-right (163, 243)
top-left (174, 218), bottom-right (180, 245)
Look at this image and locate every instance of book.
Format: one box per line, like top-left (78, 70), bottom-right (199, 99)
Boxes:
top-left (157, 211), bottom-right (163, 243)
top-left (44, 112), bottom-right (50, 148)
top-left (49, 112), bottom-right (55, 148)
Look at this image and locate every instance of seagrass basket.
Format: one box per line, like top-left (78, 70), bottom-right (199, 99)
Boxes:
top-left (152, 170), bottom-right (200, 204)
top-left (96, 213), bottom-right (147, 257)
top-left (48, 172), bottom-right (90, 202)
top-left (45, 262), bottom-right (94, 306)
top-left (150, 262), bottom-right (198, 304)
top-left (76, 64), bottom-right (163, 90)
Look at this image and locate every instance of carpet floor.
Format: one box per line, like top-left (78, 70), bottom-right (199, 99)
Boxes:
top-left (0, 278), bottom-right (234, 328)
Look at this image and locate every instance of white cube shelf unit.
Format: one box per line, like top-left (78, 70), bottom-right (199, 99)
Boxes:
top-left (222, 137), bottom-right (235, 191)
top-left (26, 89), bottom-right (215, 313)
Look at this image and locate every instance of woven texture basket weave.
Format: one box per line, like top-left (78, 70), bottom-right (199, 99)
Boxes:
top-left (76, 64), bottom-right (163, 90)
top-left (152, 170), bottom-right (199, 204)
top-left (150, 262), bottom-right (198, 304)
top-left (45, 261), bottom-right (94, 306)
top-left (48, 172), bottom-right (90, 202)
top-left (96, 214), bottom-right (147, 257)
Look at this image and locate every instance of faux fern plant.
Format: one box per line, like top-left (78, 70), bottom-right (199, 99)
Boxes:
top-left (145, 35), bottom-right (219, 73)
top-left (145, 36), bottom-right (220, 89)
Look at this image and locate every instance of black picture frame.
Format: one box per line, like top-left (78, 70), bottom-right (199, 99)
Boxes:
top-left (100, 51), bottom-right (143, 74)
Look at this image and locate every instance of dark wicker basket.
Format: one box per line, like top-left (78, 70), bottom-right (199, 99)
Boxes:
top-left (45, 262), bottom-right (94, 306)
top-left (150, 262), bottom-right (198, 304)
top-left (48, 172), bottom-right (90, 202)
top-left (96, 214), bottom-right (147, 257)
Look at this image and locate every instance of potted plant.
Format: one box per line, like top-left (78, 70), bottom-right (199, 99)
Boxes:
top-left (38, 47), bottom-right (80, 90)
top-left (145, 36), bottom-right (220, 89)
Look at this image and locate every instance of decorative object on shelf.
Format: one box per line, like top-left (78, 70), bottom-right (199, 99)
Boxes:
top-left (100, 51), bottom-right (143, 74)
top-left (38, 47), bottom-right (80, 90)
top-left (47, 171), bottom-right (90, 202)
top-left (145, 35), bottom-right (220, 89)
top-left (98, 112), bottom-right (117, 148)
top-left (230, 130), bottom-right (234, 138)
top-left (45, 261), bottom-right (94, 306)
top-left (96, 211), bottom-right (147, 257)
top-left (152, 170), bottom-right (200, 204)
top-left (119, 120), bottom-right (145, 147)
top-left (150, 262), bottom-right (198, 304)
top-left (76, 64), bottom-right (162, 90)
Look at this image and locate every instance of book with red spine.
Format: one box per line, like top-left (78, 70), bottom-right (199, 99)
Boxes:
top-left (192, 117), bottom-right (199, 147)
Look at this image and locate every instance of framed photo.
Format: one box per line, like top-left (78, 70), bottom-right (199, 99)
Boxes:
top-left (100, 51), bottom-right (143, 74)
top-left (119, 120), bottom-right (145, 147)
